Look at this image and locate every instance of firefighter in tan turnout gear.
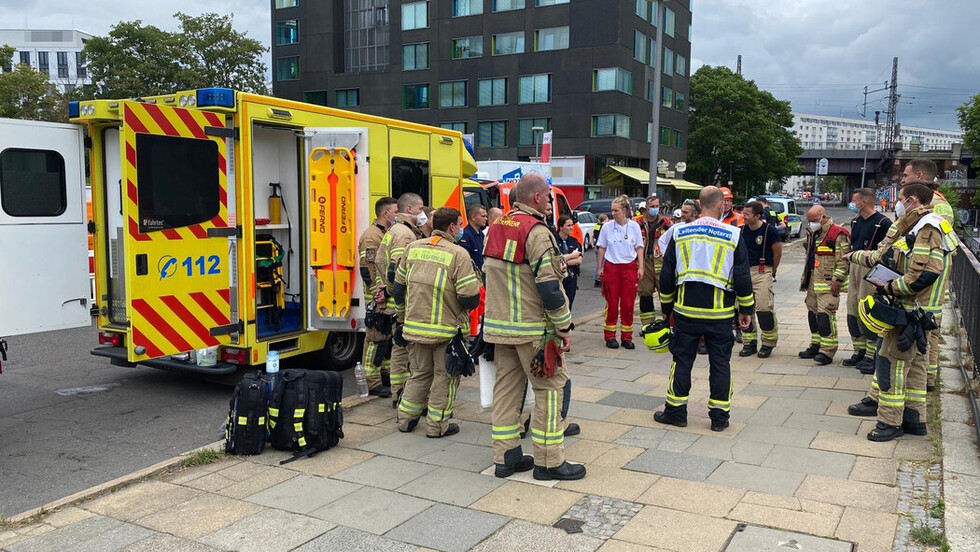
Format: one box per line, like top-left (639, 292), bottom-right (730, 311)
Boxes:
top-left (357, 197), bottom-right (398, 398)
top-left (799, 205), bottom-right (850, 365)
top-left (393, 208), bottom-right (482, 437)
top-left (375, 193), bottom-right (427, 406)
top-left (484, 174), bottom-right (585, 481)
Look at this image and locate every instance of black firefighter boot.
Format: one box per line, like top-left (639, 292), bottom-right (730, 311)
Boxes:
top-left (739, 341), bottom-right (758, 357)
top-left (867, 421), bottom-right (904, 442)
top-left (533, 461), bottom-right (587, 481)
top-left (799, 343), bottom-right (820, 359)
top-left (902, 407), bottom-right (928, 436)
top-left (857, 356), bottom-right (876, 375)
top-left (495, 447), bottom-right (535, 478)
top-left (848, 397), bottom-right (879, 417)
top-left (843, 349), bottom-right (866, 367)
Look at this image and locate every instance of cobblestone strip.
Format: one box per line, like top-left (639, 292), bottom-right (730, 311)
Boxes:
top-left (558, 494), bottom-right (644, 540)
top-left (893, 461), bottom-right (943, 551)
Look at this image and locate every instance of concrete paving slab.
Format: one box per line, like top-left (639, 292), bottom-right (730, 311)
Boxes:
top-left (940, 421), bottom-right (980, 475)
top-left (705, 463), bottom-right (805, 496)
top-left (809, 431), bottom-right (896, 458)
top-left (597, 391), bottom-right (665, 411)
top-left (332, 455), bottom-right (438, 489)
top-left (471, 481), bottom-right (584, 525)
top-left (441, 420), bottom-right (492, 446)
top-left (82, 480), bottom-right (201, 520)
top-left (5, 515), bottom-right (153, 552)
top-left (137, 493), bottom-right (264, 539)
top-left (572, 386), bottom-right (615, 403)
top-left (283, 447), bottom-right (377, 478)
top-left (469, 519), bottom-right (603, 552)
top-left (637, 477), bottom-right (744, 518)
top-left (588, 367), bottom-right (650, 381)
top-left (359, 430), bottom-right (453, 460)
top-left (198, 509), bottom-right (334, 552)
top-left (761, 445), bottom-right (856, 478)
top-left (590, 445), bottom-right (646, 469)
top-left (757, 363), bottom-right (812, 375)
top-left (624, 449), bottom-right (721, 481)
top-left (337, 422), bottom-right (399, 449)
top-left (308, 486), bottom-right (433, 535)
top-left (614, 505), bottom-right (737, 552)
top-left (795, 474), bottom-right (898, 512)
top-left (834, 506), bottom-right (899, 552)
top-left (571, 419), bottom-right (633, 442)
top-left (397, 466), bottom-right (505, 506)
top-left (597, 540), bottom-right (672, 552)
top-left (614, 426), bottom-right (698, 453)
top-left (739, 384), bottom-right (806, 398)
top-left (742, 408), bottom-right (792, 426)
top-left (293, 526), bottom-right (415, 552)
top-left (119, 533), bottom-right (221, 552)
top-left (478, 464), bottom-right (558, 487)
top-left (386, 503), bottom-right (509, 552)
top-left (724, 524), bottom-right (851, 551)
top-left (555, 467), bottom-right (660, 501)
top-left (774, 375), bottom-right (839, 388)
top-left (594, 379), bottom-right (655, 394)
top-left (754, 396), bottom-right (831, 414)
top-left (781, 411), bottom-right (862, 434)
top-left (566, 400), bottom-right (621, 421)
top-left (799, 387), bottom-right (866, 403)
top-left (684, 436), bottom-right (773, 465)
top-left (41, 506), bottom-right (93, 528)
top-left (848, 457), bottom-right (899, 485)
top-left (567, 375), bottom-right (609, 388)
top-left (892, 436), bottom-right (934, 460)
top-left (246, 474), bottom-right (361, 513)
top-left (416, 442), bottom-right (495, 473)
top-left (214, 465), bottom-right (297, 500)
top-left (734, 424), bottom-right (817, 447)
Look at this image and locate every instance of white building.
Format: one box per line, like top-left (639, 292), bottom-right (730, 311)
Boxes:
top-left (793, 112), bottom-right (963, 152)
top-left (0, 29), bottom-right (94, 92)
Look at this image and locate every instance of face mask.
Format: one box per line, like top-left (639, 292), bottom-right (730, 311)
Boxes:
top-left (416, 211), bottom-right (428, 226)
top-left (808, 221), bottom-right (822, 232)
top-left (848, 202), bottom-right (859, 213)
top-left (895, 200), bottom-right (907, 217)
top-left (648, 208), bottom-right (660, 217)
top-left (454, 226), bottom-right (464, 242)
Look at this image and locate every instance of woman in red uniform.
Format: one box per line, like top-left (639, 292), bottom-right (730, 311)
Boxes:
top-left (597, 195), bottom-right (645, 349)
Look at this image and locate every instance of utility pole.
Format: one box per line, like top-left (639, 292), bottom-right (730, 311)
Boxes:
top-left (646, 0), bottom-right (667, 197)
top-left (883, 57), bottom-right (900, 151)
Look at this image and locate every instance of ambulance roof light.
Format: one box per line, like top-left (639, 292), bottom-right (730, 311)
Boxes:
top-left (68, 101), bottom-right (80, 118)
top-left (196, 88), bottom-right (235, 108)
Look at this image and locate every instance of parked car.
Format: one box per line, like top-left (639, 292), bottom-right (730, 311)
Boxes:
top-left (753, 195), bottom-right (804, 240)
top-left (574, 199), bottom-right (613, 217)
top-left (574, 211), bottom-right (599, 249)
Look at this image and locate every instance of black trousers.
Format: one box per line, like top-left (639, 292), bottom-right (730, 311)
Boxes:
top-left (562, 275), bottom-right (578, 310)
top-left (664, 314), bottom-right (735, 423)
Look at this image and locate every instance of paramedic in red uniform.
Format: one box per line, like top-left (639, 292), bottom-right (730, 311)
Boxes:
top-left (597, 195), bottom-right (644, 349)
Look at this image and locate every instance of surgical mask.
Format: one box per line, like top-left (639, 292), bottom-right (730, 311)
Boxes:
top-left (895, 199), bottom-right (907, 217)
top-left (453, 226), bottom-right (464, 242)
top-left (648, 208), bottom-right (660, 217)
top-left (416, 211), bottom-right (428, 226)
top-left (808, 221), bottom-right (822, 232)
top-left (848, 202), bottom-right (859, 213)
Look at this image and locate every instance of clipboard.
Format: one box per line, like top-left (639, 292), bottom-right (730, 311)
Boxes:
top-left (865, 263), bottom-right (902, 284)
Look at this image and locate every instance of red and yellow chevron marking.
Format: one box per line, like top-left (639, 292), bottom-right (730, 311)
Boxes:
top-left (130, 288), bottom-right (231, 359)
top-left (123, 102), bottom-right (229, 242)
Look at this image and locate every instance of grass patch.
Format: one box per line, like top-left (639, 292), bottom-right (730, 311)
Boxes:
top-left (180, 448), bottom-right (224, 468)
top-left (908, 525), bottom-right (947, 547)
top-left (937, 352), bottom-right (949, 363)
top-left (0, 507), bottom-right (49, 530)
top-left (930, 499), bottom-right (946, 519)
top-left (928, 372), bottom-right (944, 458)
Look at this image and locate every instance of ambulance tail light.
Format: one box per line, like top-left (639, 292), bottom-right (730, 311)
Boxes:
top-left (220, 347), bottom-right (249, 365)
top-left (98, 332), bottom-right (122, 347)
top-left (196, 88), bottom-right (235, 109)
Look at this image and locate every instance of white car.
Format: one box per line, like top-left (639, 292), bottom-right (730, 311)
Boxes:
top-left (574, 211), bottom-right (599, 249)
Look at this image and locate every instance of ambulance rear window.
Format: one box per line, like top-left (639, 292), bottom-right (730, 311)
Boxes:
top-left (0, 148), bottom-right (67, 217)
top-left (392, 157), bottom-right (429, 206)
top-left (135, 133), bottom-right (220, 232)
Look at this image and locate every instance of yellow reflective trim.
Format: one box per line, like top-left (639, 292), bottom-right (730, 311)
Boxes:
top-left (238, 416), bottom-right (248, 425)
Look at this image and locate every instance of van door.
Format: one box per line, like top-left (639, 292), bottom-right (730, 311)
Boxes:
top-left (390, 129), bottom-right (430, 205)
top-left (0, 120), bottom-right (90, 337)
top-left (301, 127), bottom-right (370, 331)
top-left (120, 102), bottom-right (237, 362)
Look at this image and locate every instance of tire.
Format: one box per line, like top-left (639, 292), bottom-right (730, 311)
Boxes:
top-left (296, 331), bottom-right (364, 371)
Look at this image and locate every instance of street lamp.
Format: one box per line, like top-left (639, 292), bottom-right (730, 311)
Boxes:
top-left (532, 126), bottom-right (545, 160)
top-left (647, 0), bottom-right (668, 197)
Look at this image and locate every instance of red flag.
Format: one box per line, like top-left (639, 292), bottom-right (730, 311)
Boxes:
top-left (540, 131), bottom-right (552, 163)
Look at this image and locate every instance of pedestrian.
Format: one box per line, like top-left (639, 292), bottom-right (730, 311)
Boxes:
top-left (459, 204), bottom-right (489, 339)
top-left (556, 215), bottom-right (583, 311)
top-left (843, 188), bottom-right (892, 373)
top-left (739, 202), bottom-right (783, 358)
top-left (593, 213), bottom-right (608, 287)
top-left (799, 205), bottom-right (850, 365)
top-left (654, 186), bottom-right (754, 432)
top-left (846, 182), bottom-right (958, 441)
top-left (357, 196), bottom-right (397, 398)
top-left (484, 173), bottom-right (584, 481)
top-left (671, 208), bottom-right (682, 224)
top-left (658, 199), bottom-right (700, 253)
top-left (375, 193), bottom-right (427, 406)
top-left (754, 197), bottom-right (786, 234)
top-left (720, 187), bottom-right (744, 227)
top-left (393, 207), bottom-right (482, 438)
top-left (597, 195), bottom-right (644, 349)
top-left (637, 195), bottom-right (672, 328)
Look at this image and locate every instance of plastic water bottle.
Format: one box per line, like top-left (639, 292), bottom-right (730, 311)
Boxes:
top-left (355, 362), bottom-right (369, 397)
top-left (266, 350), bottom-right (280, 394)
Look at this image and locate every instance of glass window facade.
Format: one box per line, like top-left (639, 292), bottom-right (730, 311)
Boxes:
top-left (335, 89), bottom-right (360, 107)
top-left (452, 36), bottom-right (483, 59)
top-left (402, 1), bottom-right (428, 30)
top-left (478, 78), bottom-right (507, 106)
top-left (439, 80), bottom-right (467, 108)
top-left (518, 74), bottom-right (551, 103)
top-left (518, 118), bottom-right (551, 146)
top-left (453, 0), bottom-right (483, 16)
top-left (276, 56), bottom-right (300, 81)
top-left (535, 26), bottom-right (569, 51)
top-left (402, 43), bottom-right (429, 70)
top-left (402, 84), bottom-right (430, 109)
top-left (593, 68), bottom-right (633, 94)
top-left (477, 121), bottom-right (507, 148)
top-left (493, 0), bottom-right (525, 11)
top-left (493, 32), bottom-right (525, 55)
top-left (276, 20), bottom-right (299, 45)
top-left (592, 115), bottom-right (631, 138)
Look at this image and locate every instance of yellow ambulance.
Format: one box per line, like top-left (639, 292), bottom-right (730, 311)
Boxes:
top-left (63, 88), bottom-right (471, 375)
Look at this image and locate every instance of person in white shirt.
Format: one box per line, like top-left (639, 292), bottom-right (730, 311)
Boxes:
top-left (597, 195), bottom-right (645, 349)
top-left (658, 199), bottom-right (700, 254)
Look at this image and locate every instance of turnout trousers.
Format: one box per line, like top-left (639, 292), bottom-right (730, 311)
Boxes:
top-left (491, 342), bottom-right (568, 468)
top-left (743, 265), bottom-right (778, 348)
top-left (846, 263), bottom-right (876, 358)
top-left (602, 260), bottom-right (638, 342)
top-left (805, 286), bottom-right (839, 357)
top-left (866, 333), bottom-right (927, 429)
top-left (663, 315), bottom-right (735, 424)
top-left (362, 339), bottom-right (391, 390)
top-left (637, 256), bottom-right (661, 327)
top-left (389, 343), bottom-right (410, 401)
top-left (396, 341), bottom-right (459, 437)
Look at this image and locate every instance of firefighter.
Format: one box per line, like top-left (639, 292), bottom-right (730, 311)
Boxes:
top-left (799, 205), bottom-right (850, 365)
top-left (901, 160), bottom-right (954, 391)
top-left (720, 187), bottom-right (744, 227)
top-left (846, 182), bottom-right (958, 441)
top-left (655, 186), bottom-right (755, 432)
top-left (843, 188), bottom-right (892, 373)
top-left (484, 173), bottom-right (585, 481)
top-left (393, 207), bottom-right (481, 437)
top-left (739, 202), bottom-right (782, 358)
top-left (358, 196), bottom-right (398, 397)
top-left (638, 195), bottom-right (672, 327)
top-left (375, 193), bottom-right (426, 406)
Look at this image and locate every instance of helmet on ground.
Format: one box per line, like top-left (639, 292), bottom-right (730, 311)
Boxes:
top-left (642, 319), bottom-right (671, 352)
top-left (858, 295), bottom-right (906, 335)
top-left (720, 187), bottom-right (734, 200)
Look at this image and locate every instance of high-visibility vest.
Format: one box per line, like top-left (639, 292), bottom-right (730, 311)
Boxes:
top-left (673, 217), bottom-right (742, 292)
top-left (484, 212), bottom-right (546, 264)
top-left (815, 225), bottom-right (849, 256)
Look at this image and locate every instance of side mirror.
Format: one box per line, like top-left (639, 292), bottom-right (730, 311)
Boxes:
top-left (571, 212), bottom-right (579, 223)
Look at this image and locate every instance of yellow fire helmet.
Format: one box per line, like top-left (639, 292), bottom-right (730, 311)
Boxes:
top-left (642, 319), bottom-right (672, 352)
top-left (858, 295), bottom-right (902, 335)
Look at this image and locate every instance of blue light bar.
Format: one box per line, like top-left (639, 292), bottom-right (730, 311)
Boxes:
top-left (68, 101), bottom-right (80, 118)
top-left (196, 88), bottom-right (235, 108)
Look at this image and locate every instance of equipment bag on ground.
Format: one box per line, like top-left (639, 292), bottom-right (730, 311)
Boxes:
top-left (268, 369), bottom-right (344, 464)
top-left (224, 371), bottom-right (270, 456)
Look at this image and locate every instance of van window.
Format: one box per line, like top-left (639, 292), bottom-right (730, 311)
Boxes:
top-left (769, 202), bottom-right (785, 214)
top-left (136, 134), bottom-right (219, 232)
top-left (788, 201), bottom-right (798, 215)
top-left (463, 187), bottom-right (490, 211)
top-left (556, 193), bottom-right (572, 219)
top-left (391, 157), bottom-right (429, 205)
top-left (0, 148), bottom-right (67, 217)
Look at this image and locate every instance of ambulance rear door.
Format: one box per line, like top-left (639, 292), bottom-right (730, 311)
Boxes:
top-left (119, 102), bottom-right (239, 362)
top-left (0, 119), bottom-right (90, 337)
top-left (301, 127), bottom-right (370, 331)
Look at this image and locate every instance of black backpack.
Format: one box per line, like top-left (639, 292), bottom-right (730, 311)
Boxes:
top-left (268, 369), bottom-right (344, 464)
top-left (224, 371), bottom-right (269, 456)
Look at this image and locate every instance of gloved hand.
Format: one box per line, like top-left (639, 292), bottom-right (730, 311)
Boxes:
top-left (896, 324), bottom-right (916, 352)
top-left (915, 323), bottom-right (928, 354)
top-left (446, 331), bottom-right (475, 378)
top-left (393, 325), bottom-right (407, 347)
top-left (373, 339), bottom-right (392, 367)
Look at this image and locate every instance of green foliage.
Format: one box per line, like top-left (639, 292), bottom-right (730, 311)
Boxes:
top-left (0, 43), bottom-right (66, 122)
top-left (84, 13), bottom-right (267, 99)
top-left (930, 499), bottom-right (945, 519)
top-left (180, 448), bottom-right (224, 467)
top-left (958, 91), bottom-right (980, 169)
top-left (908, 525), bottom-right (946, 546)
top-left (972, 188), bottom-right (980, 208)
top-left (686, 66), bottom-right (804, 191)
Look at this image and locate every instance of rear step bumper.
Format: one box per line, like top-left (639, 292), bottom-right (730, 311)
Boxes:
top-left (91, 346), bottom-right (238, 375)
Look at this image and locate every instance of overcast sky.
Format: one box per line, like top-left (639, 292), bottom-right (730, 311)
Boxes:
top-left (3, 0), bottom-right (976, 131)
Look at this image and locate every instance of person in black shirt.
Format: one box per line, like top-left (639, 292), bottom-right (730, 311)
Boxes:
top-left (755, 197), bottom-right (787, 234)
top-left (844, 188), bottom-right (893, 371)
top-left (557, 215), bottom-right (583, 310)
top-left (739, 202), bottom-right (783, 358)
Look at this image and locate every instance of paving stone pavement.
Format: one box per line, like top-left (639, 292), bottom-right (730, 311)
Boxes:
top-left (4, 249), bottom-right (976, 552)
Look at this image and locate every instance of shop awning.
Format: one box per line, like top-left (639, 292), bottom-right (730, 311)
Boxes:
top-left (606, 165), bottom-right (651, 182)
top-left (603, 167), bottom-right (703, 191)
top-left (663, 179), bottom-right (703, 191)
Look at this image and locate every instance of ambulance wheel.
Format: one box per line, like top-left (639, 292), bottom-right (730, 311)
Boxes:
top-left (320, 331), bottom-right (364, 370)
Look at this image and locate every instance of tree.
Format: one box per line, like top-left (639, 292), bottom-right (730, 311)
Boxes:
top-left (0, 45), bottom-right (65, 122)
top-left (957, 91), bottom-right (980, 168)
top-left (84, 13), bottom-right (267, 99)
top-left (686, 66), bottom-right (803, 196)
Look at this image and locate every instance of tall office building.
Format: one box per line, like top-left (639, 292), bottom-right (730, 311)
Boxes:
top-left (0, 29), bottom-right (93, 93)
top-left (271, 0), bottom-right (691, 197)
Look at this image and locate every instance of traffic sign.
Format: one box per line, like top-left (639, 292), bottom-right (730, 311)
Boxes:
top-left (818, 158), bottom-right (829, 176)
